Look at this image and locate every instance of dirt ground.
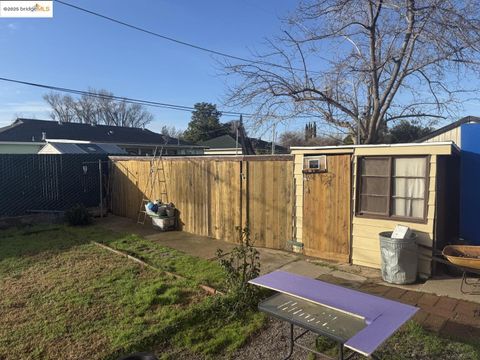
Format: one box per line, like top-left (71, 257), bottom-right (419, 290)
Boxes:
top-left (158, 318), bottom-right (339, 360)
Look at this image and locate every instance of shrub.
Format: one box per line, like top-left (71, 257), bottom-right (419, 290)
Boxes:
top-left (216, 227), bottom-right (261, 316)
top-left (65, 204), bottom-right (92, 226)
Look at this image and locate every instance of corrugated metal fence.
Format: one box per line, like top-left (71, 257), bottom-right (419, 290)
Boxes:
top-left (109, 155), bottom-right (294, 249)
top-left (0, 154), bottom-right (108, 216)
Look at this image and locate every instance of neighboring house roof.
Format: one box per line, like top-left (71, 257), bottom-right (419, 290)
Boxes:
top-left (199, 135), bottom-right (238, 148)
top-left (249, 137), bottom-right (288, 154)
top-left (39, 142), bottom-right (127, 154)
top-left (199, 134), bottom-right (288, 154)
top-left (0, 118), bottom-right (201, 148)
top-left (416, 116), bottom-right (480, 142)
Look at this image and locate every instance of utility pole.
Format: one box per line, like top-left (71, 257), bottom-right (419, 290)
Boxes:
top-left (357, 114), bottom-right (363, 145)
top-left (98, 159), bottom-right (103, 218)
top-left (235, 117), bottom-right (240, 155)
top-left (271, 123), bottom-right (276, 155)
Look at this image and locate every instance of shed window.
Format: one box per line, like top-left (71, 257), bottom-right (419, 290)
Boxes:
top-left (357, 156), bottom-right (428, 221)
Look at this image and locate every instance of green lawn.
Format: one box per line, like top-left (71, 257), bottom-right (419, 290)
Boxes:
top-left (310, 320), bottom-right (480, 360)
top-left (0, 225), bottom-right (264, 360)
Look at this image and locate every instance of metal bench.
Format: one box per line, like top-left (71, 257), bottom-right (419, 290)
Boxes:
top-left (249, 271), bottom-right (418, 359)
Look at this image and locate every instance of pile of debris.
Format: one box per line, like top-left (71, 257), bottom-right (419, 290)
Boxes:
top-left (145, 200), bottom-right (176, 231)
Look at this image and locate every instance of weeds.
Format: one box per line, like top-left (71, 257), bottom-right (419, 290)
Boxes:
top-left (216, 227), bottom-right (262, 317)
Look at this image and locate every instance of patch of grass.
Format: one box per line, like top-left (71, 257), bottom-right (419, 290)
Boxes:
top-left (310, 321), bottom-right (480, 360)
top-left (70, 226), bottom-right (226, 288)
top-left (377, 321), bottom-right (480, 359)
top-left (0, 225), bottom-right (265, 360)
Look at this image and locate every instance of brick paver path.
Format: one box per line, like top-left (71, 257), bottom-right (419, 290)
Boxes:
top-left (317, 274), bottom-right (480, 342)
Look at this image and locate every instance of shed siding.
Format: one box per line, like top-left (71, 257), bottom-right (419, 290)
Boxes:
top-left (0, 144), bottom-right (43, 154)
top-left (293, 154), bottom-right (304, 242)
top-left (38, 144), bottom-right (61, 154)
top-left (424, 127), bottom-right (461, 147)
top-left (351, 155), bottom-right (437, 277)
top-left (292, 144), bottom-right (451, 275)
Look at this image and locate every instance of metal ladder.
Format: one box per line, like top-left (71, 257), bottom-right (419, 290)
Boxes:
top-left (137, 147), bottom-right (169, 225)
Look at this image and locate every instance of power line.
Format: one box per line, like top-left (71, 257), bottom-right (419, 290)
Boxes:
top-left (0, 76), bottom-right (251, 117)
top-left (54, 0), bottom-right (318, 74)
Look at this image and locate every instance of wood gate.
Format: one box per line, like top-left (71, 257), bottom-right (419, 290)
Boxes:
top-left (302, 154), bottom-right (351, 262)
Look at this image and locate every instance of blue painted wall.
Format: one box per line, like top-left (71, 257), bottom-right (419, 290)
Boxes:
top-left (460, 124), bottom-right (480, 244)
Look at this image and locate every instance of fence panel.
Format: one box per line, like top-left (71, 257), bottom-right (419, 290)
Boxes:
top-left (0, 154), bottom-right (107, 216)
top-left (109, 155), bottom-right (294, 249)
top-left (245, 158), bottom-right (294, 249)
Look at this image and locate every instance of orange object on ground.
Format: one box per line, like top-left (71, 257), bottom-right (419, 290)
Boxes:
top-left (443, 245), bottom-right (480, 270)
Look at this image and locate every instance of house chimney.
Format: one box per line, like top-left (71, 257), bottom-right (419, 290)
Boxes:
top-left (57, 119), bottom-right (62, 125)
top-left (41, 132), bottom-right (47, 141)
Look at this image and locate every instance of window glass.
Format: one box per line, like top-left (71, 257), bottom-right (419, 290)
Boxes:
top-left (393, 199), bottom-right (425, 218)
top-left (392, 158), bottom-right (426, 218)
top-left (361, 177), bottom-right (389, 195)
top-left (359, 195), bottom-right (389, 214)
top-left (361, 157), bottom-right (389, 176)
top-left (394, 158), bottom-right (426, 177)
top-left (358, 156), bottom-right (427, 220)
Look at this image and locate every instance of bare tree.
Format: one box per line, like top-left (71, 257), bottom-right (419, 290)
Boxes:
top-left (225, 0), bottom-right (480, 143)
top-left (161, 125), bottom-right (184, 139)
top-left (44, 93), bottom-right (76, 123)
top-left (43, 89), bottom-right (153, 128)
top-left (280, 130), bottom-right (342, 148)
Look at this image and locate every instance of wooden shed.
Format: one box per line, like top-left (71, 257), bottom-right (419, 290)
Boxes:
top-left (291, 142), bottom-right (459, 278)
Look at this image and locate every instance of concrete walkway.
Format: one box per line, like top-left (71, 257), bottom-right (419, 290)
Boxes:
top-left (97, 215), bottom-right (480, 341)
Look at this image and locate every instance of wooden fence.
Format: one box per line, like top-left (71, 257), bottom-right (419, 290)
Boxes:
top-left (109, 155), bottom-right (294, 249)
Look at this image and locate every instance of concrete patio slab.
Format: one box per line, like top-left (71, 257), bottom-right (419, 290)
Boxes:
top-left (391, 277), bottom-right (480, 303)
top-left (257, 248), bottom-right (300, 274)
top-left (279, 260), bottom-right (333, 278)
top-left (330, 270), bottom-right (367, 283)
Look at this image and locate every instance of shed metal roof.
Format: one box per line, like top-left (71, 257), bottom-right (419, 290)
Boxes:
top-left (40, 142), bottom-right (127, 154)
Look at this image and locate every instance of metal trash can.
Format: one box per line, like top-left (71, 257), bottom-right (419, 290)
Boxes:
top-left (379, 231), bottom-right (418, 284)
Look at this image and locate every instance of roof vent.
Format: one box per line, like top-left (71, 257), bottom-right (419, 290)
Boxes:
top-left (57, 119), bottom-right (62, 125)
top-left (41, 131), bottom-right (47, 141)
top-left (32, 136), bottom-right (35, 142)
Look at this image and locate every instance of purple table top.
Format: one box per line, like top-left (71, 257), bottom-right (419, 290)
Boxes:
top-left (249, 270), bottom-right (418, 356)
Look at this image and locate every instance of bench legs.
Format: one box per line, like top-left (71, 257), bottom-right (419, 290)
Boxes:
top-left (282, 323), bottom-right (381, 360)
top-left (282, 323), bottom-right (294, 360)
top-left (283, 323), bottom-right (361, 360)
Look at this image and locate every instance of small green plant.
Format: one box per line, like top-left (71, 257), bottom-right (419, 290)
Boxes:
top-left (64, 204), bottom-right (92, 226)
top-left (216, 227), bottom-right (261, 316)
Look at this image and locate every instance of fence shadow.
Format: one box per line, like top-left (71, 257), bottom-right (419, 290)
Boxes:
top-left (0, 225), bottom-right (92, 264)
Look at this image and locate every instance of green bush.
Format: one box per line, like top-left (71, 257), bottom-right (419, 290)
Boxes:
top-left (216, 227), bottom-right (262, 317)
top-left (65, 204), bottom-right (92, 226)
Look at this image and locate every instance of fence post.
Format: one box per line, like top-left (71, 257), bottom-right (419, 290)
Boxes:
top-left (98, 159), bottom-right (103, 218)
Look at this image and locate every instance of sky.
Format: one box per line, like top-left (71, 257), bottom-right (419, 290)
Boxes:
top-left (0, 0), bottom-right (300, 138)
top-left (1, 0), bottom-right (480, 140)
